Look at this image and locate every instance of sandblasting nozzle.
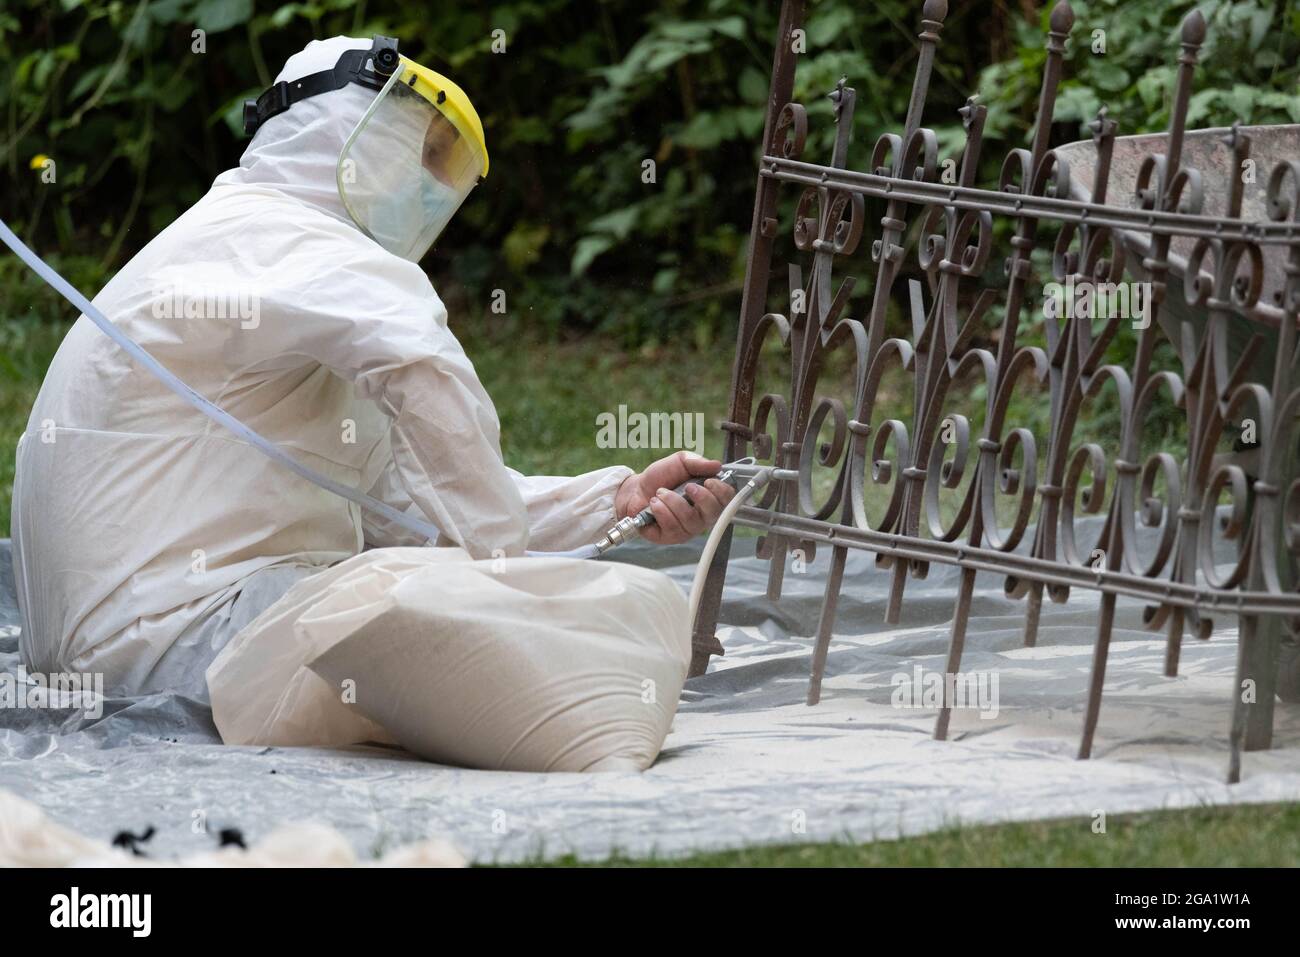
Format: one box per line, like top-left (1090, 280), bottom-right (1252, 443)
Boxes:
top-left (591, 458), bottom-right (785, 556)
top-left (593, 513), bottom-right (653, 555)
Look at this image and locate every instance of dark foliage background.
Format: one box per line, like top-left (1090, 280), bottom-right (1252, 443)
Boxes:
top-left (1, 0), bottom-right (1296, 346)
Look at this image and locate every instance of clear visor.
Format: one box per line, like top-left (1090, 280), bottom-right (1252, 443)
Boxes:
top-left (336, 64), bottom-right (483, 262)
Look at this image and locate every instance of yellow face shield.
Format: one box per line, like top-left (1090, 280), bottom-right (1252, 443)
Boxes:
top-left (336, 56), bottom-right (489, 262)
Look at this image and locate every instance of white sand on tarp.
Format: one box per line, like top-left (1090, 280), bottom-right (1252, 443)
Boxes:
top-left (2, 535), bottom-right (1297, 863)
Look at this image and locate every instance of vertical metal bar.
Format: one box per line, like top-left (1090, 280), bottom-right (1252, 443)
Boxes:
top-left (902, 0), bottom-right (947, 142)
top-left (1232, 142), bottom-right (1300, 773)
top-left (807, 544), bottom-right (848, 705)
top-left (1163, 608), bottom-right (1185, 676)
top-left (1079, 507), bottom-right (1124, 759)
top-left (935, 4), bottom-right (1071, 726)
top-left (878, 4), bottom-right (950, 625)
top-left (689, 0), bottom-right (805, 676)
top-left (1077, 7), bottom-right (1206, 758)
top-left (934, 566), bottom-right (977, 739)
top-left (1237, 613), bottom-right (1281, 751)
top-left (1159, 9), bottom-right (1209, 676)
top-left (1016, 1), bottom-right (1075, 649)
top-left (1078, 592), bottom-right (1117, 759)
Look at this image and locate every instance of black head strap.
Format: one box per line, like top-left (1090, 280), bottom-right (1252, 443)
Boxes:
top-left (243, 36), bottom-right (401, 137)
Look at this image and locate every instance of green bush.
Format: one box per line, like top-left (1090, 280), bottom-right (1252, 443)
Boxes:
top-left (1, 0), bottom-right (1295, 343)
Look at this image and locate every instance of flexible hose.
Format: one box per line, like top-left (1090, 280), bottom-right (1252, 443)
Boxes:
top-left (0, 218), bottom-right (602, 560)
top-left (686, 473), bottom-right (768, 629)
top-left (0, 219), bottom-right (448, 543)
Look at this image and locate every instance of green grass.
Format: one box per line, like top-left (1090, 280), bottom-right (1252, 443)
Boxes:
top-left (461, 324), bottom-right (736, 478)
top-left (0, 317), bottom-right (69, 536)
top-left (523, 802), bottom-right (1300, 867)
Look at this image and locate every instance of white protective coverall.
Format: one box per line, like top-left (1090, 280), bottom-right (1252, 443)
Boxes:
top-left (11, 37), bottom-right (691, 771)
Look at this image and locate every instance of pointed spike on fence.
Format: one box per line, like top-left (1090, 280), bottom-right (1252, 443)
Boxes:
top-left (1165, 6), bottom-right (1206, 181)
top-left (922, 0), bottom-right (948, 24)
top-left (903, 0), bottom-right (948, 145)
top-left (1049, 0), bottom-right (1075, 34)
top-left (1088, 105), bottom-right (1114, 138)
top-left (1181, 7), bottom-right (1207, 45)
top-left (1029, 0), bottom-right (1073, 164)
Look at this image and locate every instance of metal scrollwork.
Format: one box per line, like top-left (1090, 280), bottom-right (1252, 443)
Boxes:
top-left (698, 0), bottom-right (1300, 782)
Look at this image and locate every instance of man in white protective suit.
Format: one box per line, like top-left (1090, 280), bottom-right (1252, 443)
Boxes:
top-left (10, 36), bottom-right (735, 772)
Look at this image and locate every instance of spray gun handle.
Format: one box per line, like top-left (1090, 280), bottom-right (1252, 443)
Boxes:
top-left (631, 455), bottom-right (758, 527)
top-left (594, 457), bottom-right (762, 554)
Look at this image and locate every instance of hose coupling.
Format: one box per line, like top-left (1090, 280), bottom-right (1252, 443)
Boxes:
top-left (594, 513), bottom-right (653, 555)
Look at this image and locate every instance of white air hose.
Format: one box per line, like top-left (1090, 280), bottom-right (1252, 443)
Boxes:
top-left (0, 218), bottom-right (601, 560)
top-left (686, 471), bottom-right (770, 628)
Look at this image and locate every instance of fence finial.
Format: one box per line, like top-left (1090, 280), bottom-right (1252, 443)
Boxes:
top-left (1049, 1), bottom-right (1075, 35)
top-left (922, 0), bottom-right (948, 24)
top-left (1181, 7), bottom-right (1207, 45)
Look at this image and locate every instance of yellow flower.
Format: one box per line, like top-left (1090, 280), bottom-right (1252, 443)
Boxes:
top-left (29, 154), bottom-right (49, 170)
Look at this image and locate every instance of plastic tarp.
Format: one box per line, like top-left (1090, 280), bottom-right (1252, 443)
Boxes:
top-left (2, 533), bottom-right (1298, 864)
top-left (0, 788), bottom-right (464, 867)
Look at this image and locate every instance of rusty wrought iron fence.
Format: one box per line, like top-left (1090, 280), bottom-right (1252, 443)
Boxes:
top-left (692, 0), bottom-right (1300, 781)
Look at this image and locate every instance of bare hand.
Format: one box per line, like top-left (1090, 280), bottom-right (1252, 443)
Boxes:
top-left (614, 451), bottom-right (737, 545)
